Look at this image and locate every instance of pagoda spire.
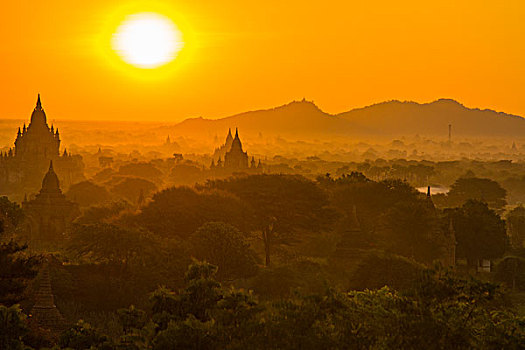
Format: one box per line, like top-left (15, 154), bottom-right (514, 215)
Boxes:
top-left (30, 258), bottom-right (65, 333)
top-left (235, 128), bottom-right (239, 138)
top-left (426, 185), bottom-right (435, 210)
top-left (30, 93), bottom-right (47, 126)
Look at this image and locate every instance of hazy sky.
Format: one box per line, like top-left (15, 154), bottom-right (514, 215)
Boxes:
top-left (1, 1), bottom-right (524, 122)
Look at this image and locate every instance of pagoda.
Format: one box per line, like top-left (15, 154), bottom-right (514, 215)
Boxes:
top-left (0, 95), bottom-right (84, 195)
top-left (23, 161), bottom-right (79, 247)
top-left (30, 258), bottom-right (66, 334)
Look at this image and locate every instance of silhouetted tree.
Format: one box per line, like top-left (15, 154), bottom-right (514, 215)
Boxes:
top-left (109, 176), bottom-right (157, 203)
top-left (169, 163), bottom-right (206, 186)
top-left (447, 177), bottom-right (507, 209)
top-left (190, 222), bottom-right (259, 281)
top-left (378, 199), bottom-right (442, 263)
top-left (74, 200), bottom-right (131, 225)
top-left (58, 262), bottom-right (525, 349)
top-left (138, 187), bottom-right (249, 239)
top-left (350, 253), bottom-right (425, 291)
top-left (66, 181), bottom-right (110, 207)
top-left (150, 261), bottom-right (222, 327)
top-left (0, 305), bottom-right (28, 349)
top-left (506, 205), bottom-right (525, 249)
top-left (118, 162), bottom-right (163, 181)
top-left (0, 196), bottom-right (25, 230)
top-left (59, 320), bottom-right (112, 350)
top-left (202, 174), bottom-right (334, 266)
top-left (494, 256), bottom-right (525, 291)
top-left (0, 197), bottom-right (39, 306)
top-left (322, 175), bottom-right (420, 239)
top-left (448, 200), bottom-right (506, 268)
top-left (117, 305), bottom-right (146, 335)
top-left (67, 223), bottom-right (161, 270)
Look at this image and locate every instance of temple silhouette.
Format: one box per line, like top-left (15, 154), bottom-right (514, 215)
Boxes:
top-left (211, 128), bottom-right (262, 171)
top-left (29, 257), bottom-right (65, 334)
top-left (0, 94), bottom-right (84, 196)
top-left (23, 161), bottom-right (79, 248)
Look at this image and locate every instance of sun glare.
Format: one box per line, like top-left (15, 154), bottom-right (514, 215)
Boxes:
top-left (112, 13), bottom-right (183, 69)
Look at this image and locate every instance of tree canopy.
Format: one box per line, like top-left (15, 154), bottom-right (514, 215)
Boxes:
top-left (137, 187), bottom-right (249, 239)
top-left (448, 200), bottom-right (507, 266)
top-left (190, 222), bottom-right (259, 281)
top-left (447, 177), bottom-right (507, 209)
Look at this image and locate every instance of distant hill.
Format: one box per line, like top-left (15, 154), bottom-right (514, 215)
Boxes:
top-left (337, 99), bottom-right (525, 138)
top-left (171, 100), bottom-right (354, 139)
top-left (171, 99), bottom-right (525, 139)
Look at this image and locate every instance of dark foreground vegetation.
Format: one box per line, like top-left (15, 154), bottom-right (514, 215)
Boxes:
top-left (3, 261), bottom-right (525, 349)
top-left (2, 172), bottom-right (525, 348)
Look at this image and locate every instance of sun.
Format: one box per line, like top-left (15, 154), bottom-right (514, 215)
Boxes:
top-left (112, 12), bottom-right (183, 69)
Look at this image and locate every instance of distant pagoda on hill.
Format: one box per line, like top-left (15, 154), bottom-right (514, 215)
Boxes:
top-left (0, 94), bottom-right (84, 195)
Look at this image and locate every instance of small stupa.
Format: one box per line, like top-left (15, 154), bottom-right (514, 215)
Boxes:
top-left (30, 259), bottom-right (65, 333)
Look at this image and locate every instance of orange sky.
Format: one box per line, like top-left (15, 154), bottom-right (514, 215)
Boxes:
top-left (1, 1), bottom-right (524, 122)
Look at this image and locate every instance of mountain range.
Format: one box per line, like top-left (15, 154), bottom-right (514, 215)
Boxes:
top-left (170, 99), bottom-right (525, 140)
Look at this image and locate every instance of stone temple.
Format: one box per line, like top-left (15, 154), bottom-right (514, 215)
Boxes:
top-left (23, 161), bottom-right (79, 248)
top-left (0, 95), bottom-right (84, 196)
top-left (30, 258), bottom-right (66, 334)
top-left (211, 128), bottom-right (262, 171)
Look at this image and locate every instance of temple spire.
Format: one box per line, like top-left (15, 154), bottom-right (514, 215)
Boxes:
top-left (235, 128), bottom-right (239, 138)
top-left (426, 185), bottom-right (435, 210)
top-left (30, 93), bottom-right (48, 126)
top-left (30, 258), bottom-right (65, 333)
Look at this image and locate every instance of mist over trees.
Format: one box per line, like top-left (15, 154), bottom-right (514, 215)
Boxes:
top-left (5, 162), bottom-right (525, 348)
top-left (4, 124), bottom-right (525, 348)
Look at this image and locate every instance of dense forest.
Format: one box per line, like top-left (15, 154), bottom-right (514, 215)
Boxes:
top-left (1, 170), bottom-right (525, 349)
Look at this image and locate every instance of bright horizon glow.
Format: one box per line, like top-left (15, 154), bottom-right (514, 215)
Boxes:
top-left (2, 1), bottom-right (525, 122)
top-left (112, 13), bottom-right (183, 69)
